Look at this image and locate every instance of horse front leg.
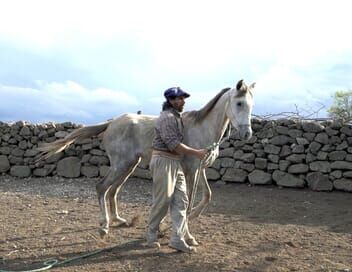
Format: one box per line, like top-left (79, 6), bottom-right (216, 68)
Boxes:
top-left (188, 169), bottom-right (212, 220)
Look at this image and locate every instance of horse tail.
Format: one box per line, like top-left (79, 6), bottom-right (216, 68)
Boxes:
top-left (35, 121), bottom-right (111, 162)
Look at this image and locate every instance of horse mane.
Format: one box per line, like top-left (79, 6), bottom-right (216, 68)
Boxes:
top-left (186, 87), bottom-right (231, 123)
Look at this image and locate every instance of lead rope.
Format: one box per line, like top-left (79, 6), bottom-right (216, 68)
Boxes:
top-left (0, 239), bottom-right (144, 272)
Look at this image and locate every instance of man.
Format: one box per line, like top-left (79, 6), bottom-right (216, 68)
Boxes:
top-left (146, 87), bottom-right (208, 253)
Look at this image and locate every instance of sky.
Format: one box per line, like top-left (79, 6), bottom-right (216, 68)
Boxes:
top-left (0, 0), bottom-right (351, 124)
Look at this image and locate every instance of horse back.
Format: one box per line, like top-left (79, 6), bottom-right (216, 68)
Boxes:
top-left (102, 113), bottom-right (157, 164)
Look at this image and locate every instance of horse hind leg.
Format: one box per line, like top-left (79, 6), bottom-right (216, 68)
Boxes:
top-left (109, 156), bottom-right (141, 226)
top-left (95, 161), bottom-right (137, 238)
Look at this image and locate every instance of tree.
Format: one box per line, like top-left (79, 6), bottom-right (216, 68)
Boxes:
top-left (328, 90), bottom-right (352, 122)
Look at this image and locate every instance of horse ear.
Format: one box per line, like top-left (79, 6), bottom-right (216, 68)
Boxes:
top-left (236, 79), bottom-right (244, 90)
top-left (249, 82), bottom-right (256, 89)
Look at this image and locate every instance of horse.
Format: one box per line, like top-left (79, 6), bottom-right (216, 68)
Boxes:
top-left (38, 79), bottom-right (255, 239)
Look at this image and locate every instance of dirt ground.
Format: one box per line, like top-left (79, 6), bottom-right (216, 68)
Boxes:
top-left (0, 176), bottom-right (351, 272)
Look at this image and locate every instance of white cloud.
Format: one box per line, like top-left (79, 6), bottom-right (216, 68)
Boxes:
top-left (0, 81), bottom-right (140, 123)
top-left (0, 0), bottom-right (351, 121)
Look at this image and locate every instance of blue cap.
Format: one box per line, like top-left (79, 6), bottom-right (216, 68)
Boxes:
top-left (164, 87), bottom-right (190, 99)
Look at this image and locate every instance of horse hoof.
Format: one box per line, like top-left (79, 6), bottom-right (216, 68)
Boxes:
top-left (98, 228), bottom-right (108, 238)
top-left (112, 217), bottom-right (129, 227)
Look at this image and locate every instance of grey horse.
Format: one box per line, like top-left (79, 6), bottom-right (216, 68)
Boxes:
top-left (38, 79), bottom-right (255, 238)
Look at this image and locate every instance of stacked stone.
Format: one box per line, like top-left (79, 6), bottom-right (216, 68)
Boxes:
top-left (207, 119), bottom-right (352, 192)
top-left (1, 119), bottom-right (352, 192)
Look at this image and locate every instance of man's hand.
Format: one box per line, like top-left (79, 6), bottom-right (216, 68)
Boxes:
top-left (194, 149), bottom-right (208, 161)
top-left (174, 143), bottom-right (208, 160)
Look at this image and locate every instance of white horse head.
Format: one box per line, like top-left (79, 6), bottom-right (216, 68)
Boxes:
top-left (226, 79), bottom-right (255, 140)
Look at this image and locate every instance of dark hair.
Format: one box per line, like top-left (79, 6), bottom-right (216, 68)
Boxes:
top-left (162, 100), bottom-right (173, 111)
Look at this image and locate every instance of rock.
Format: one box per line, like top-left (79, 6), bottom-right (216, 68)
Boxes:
top-left (316, 151), bottom-right (328, 161)
top-left (331, 161), bottom-right (352, 170)
top-left (343, 171), bottom-right (352, 178)
top-left (296, 137), bottom-right (309, 145)
top-left (211, 159), bottom-right (221, 170)
top-left (306, 172), bottom-right (333, 191)
top-left (302, 122), bottom-right (324, 133)
top-left (279, 145), bottom-right (291, 158)
top-left (309, 161), bottom-right (331, 173)
top-left (221, 168), bottom-right (248, 183)
top-left (81, 165), bottom-right (99, 178)
top-left (286, 154), bottom-right (305, 163)
top-left (24, 149), bottom-right (40, 157)
top-left (268, 154), bottom-right (279, 163)
top-left (241, 153), bottom-right (255, 163)
top-left (288, 164), bottom-right (309, 174)
top-left (303, 132), bottom-right (316, 141)
top-left (219, 141), bottom-right (230, 149)
top-left (340, 126), bottom-right (352, 136)
top-left (240, 163), bottom-right (255, 172)
top-left (220, 158), bottom-right (235, 168)
top-left (57, 157), bottom-right (81, 178)
top-left (267, 163), bottom-right (279, 171)
top-left (275, 126), bottom-right (289, 135)
top-left (19, 126), bottom-right (31, 136)
top-left (314, 133), bottom-right (329, 144)
top-left (329, 136), bottom-right (341, 145)
top-left (272, 170), bottom-right (305, 188)
top-left (11, 148), bottom-right (25, 157)
top-left (89, 156), bottom-right (110, 166)
top-left (219, 147), bottom-right (234, 158)
top-left (206, 168), bottom-right (221, 180)
top-left (18, 140), bottom-right (27, 150)
top-left (0, 146), bottom-right (12, 155)
top-left (292, 144), bottom-right (305, 154)
top-left (255, 158), bottom-right (267, 169)
top-left (248, 170), bottom-right (272, 185)
top-left (89, 149), bottom-right (105, 156)
top-left (306, 153), bottom-right (317, 163)
top-left (336, 141), bottom-right (348, 151)
top-left (233, 150), bottom-right (244, 160)
top-left (0, 155), bottom-right (10, 173)
top-left (279, 160), bottom-right (291, 171)
top-left (288, 129), bottom-right (303, 138)
top-left (333, 178), bottom-right (352, 192)
top-left (270, 135), bottom-right (293, 146)
top-left (81, 154), bottom-right (91, 163)
top-left (33, 165), bottom-right (55, 177)
top-left (330, 170), bottom-right (342, 179)
top-left (10, 165), bottom-right (31, 177)
top-left (308, 142), bottom-right (322, 155)
top-left (325, 127), bottom-right (339, 136)
top-left (264, 144), bottom-right (281, 155)
top-left (328, 151), bottom-right (347, 161)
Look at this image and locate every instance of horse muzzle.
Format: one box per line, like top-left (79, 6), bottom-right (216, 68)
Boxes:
top-left (238, 124), bottom-right (252, 140)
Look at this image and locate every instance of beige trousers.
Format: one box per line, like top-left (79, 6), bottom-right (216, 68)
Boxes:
top-left (148, 154), bottom-right (189, 241)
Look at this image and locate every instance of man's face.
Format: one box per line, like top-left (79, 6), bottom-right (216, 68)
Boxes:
top-left (169, 96), bottom-right (186, 112)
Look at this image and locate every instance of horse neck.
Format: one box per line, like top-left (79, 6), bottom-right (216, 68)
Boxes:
top-left (195, 91), bottom-right (230, 145)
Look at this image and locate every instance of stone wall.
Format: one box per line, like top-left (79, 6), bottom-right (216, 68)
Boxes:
top-left (1, 119), bottom-right (352, 192)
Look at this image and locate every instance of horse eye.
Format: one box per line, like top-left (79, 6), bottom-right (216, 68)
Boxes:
top-left (237, 102), bottom-right (242, 107)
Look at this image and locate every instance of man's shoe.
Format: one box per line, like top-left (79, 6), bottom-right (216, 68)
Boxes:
top-left (146, 230), bottom-right (160, 248)
top-left (169, 239), bottom-right (197, 253)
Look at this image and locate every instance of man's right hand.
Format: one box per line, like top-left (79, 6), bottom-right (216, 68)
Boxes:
top-left (174, 143), bottom-right (208, 160)
top-left (195, 149), bottom-right (208, 161)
